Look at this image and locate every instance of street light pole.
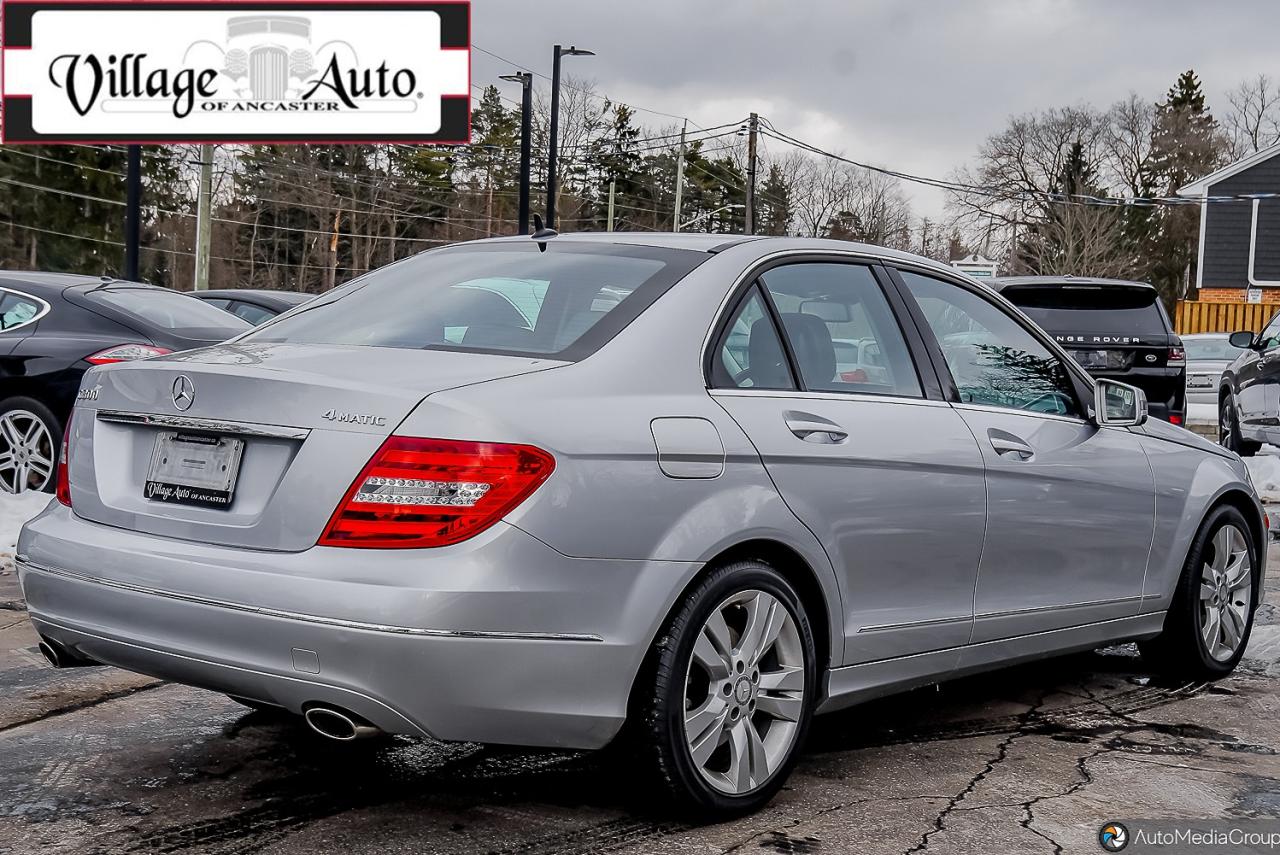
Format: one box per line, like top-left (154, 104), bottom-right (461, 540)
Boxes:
top-left (499, 72), bottom-right (533, 234)
top-left (124, 145), bottom-right (141, 280)
top-left (546, 44), bottom-right (594, 230)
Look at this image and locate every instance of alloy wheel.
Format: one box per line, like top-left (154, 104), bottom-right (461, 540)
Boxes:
top-left (682, 589), bottom-right (806, 796)
top-left (1199, 523), bottom-right (1253, 662)
top-left (0, 410), bottom-right (54, 494)
top-left (1219, 398), bottom-right (1233, 449)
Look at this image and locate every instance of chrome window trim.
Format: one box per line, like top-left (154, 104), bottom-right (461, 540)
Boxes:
top-left (96, 410), bottom-right (311, 440)
top-left (710, 388), bottom-right (949, 408)
top-left (0, 287), bottom-right (52, 335)
top-left (952, 401), bottom-right (1090, 426)
top-left (17, 557), bottom-right (604, 643)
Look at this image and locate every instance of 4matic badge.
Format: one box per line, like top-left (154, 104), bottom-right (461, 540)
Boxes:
top-left (322, 409), bottom-right (387, 427)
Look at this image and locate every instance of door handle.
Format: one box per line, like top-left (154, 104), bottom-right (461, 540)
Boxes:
top-left (784, 411), bottom-right (848, 444)
top-left (988, 431), bottom-right (1034, 460)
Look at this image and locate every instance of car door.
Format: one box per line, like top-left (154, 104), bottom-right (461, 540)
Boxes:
top-left (891, 268), bottom-right (1156, 643)
top-left (708, 260), bottom-right (987, 666)
top-left (1234, 313), bottom-right (1280, 431)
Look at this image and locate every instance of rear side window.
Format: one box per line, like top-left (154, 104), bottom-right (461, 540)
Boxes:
top-left (1003, 285), bottom-right (1168, 336)
top-left (758, 263), bottom-right (922, 397)
top-left (712, 288), bottom-right (795, 390)
top-left (0, 290), bottom-right (46, 331)
top-left (88, 288), bottom-right (250, 334)
top-left (247, 242), bottom-right (705, 360)
top-left (228, 301), bottom-right (276, 326)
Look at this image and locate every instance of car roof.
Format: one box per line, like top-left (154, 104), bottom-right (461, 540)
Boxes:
top-left (989, 275), bottom-right (1156, 293)
top-left (461, 233), bottom-right (974, 280)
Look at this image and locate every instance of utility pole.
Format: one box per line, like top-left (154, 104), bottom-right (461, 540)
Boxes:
top-left (745, 113), bottom-right (759, 236)
top-left (193, 144), bottom-right (213, 291)
top-left (124, 145), bottom-right (141, 280)
top-left (606, 177), bottom-right (616, 232)
top-left (672, 119), bottom-right (687, 232)
top-left (500, 72), bottom-right (533, 234)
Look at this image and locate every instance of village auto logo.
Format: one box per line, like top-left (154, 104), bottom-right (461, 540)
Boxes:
top-left (0, 1), bottom-right (471, 143)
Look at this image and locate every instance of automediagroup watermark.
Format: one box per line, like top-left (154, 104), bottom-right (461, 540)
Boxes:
top-left (1099, 820), bottom-right (1280, 853)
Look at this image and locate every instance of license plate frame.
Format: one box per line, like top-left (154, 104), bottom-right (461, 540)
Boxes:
top-left (1187, 375), bottom-right (1213, 388)
top-left (144, 431), bottom-right (244, 509)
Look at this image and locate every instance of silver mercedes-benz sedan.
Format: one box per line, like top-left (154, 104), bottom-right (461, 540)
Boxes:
top-left (17, 234), bottom-right (1265, 815)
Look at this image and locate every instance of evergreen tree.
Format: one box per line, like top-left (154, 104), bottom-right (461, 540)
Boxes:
top-left (1146, 69), bottom-right (1227, 301)
top-left (757, 164), bottom-right (792, 235)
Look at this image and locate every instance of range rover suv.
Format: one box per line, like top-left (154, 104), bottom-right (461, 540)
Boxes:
top-left (992, 276), bottom-right (1186, 425)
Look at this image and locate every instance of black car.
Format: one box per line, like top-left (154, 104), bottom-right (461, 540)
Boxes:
top-left (1220, 315), bottom-right (1280, 456)
top-left (190, 288), bottom-right (313, 325)
top-left (0, 272), bottom-right (251, 493)
top-left (991, 276), bottom-right (1186, 425)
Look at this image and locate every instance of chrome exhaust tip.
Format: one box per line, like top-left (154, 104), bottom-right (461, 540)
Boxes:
top-left (38, 638), bottom-right (95, 668)
top-left (303, 706), bottom-right (382, 741)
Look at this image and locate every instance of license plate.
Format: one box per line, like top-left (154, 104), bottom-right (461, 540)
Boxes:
top-left (1187, 375), bottom-right (1213, 388)
top-left (145, 431), bottom-right (244, 508)
top-left (1070, 349), bottom-right (1110, 368)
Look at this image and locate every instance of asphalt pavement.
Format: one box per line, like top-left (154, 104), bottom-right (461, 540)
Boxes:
top-left (1, 551), bottom-right (1278, 855)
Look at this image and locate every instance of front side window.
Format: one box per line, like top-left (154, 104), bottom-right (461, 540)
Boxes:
top-left (899, 270), bottom-right (1081, 418)
top-left (229, 301), bottom-right (276, 326)
top-left (759, 263), bottom-right (921, 397)
top-left (1259, 314), bottom-right (1280, 351)
top-left (247, 243), bottom-right (703, 360)
top-left (712, 287), bottom-right (795, 390)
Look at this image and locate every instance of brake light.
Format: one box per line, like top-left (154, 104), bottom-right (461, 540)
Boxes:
top-left (85, 344), bottom-right (172, 365)
top-left (55, 412), bottom-right (71, 507)
top-left (1170, 414), bottom-right (1183, 426)
top-left (318, 437), bottom-right (555, 549)
top-left (1168, 346), bottom-right (1186, 366)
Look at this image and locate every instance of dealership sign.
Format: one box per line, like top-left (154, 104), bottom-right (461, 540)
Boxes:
top-left (0, 0), bottom-right (471, 143)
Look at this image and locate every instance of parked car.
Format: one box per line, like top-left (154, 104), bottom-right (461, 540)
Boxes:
top-left (190, 288), bottom-right (314, 325)
top-left (1219, 314), bottom-right (1280, 456)
top-left (20, 236), bottom-right (1262, 816)
top-left (991, 276), bottom-right (1187, 425)
top-left (0, 272), bottom-right (251, 494)
top-left (1183, 333), bottom-right (1247, 407)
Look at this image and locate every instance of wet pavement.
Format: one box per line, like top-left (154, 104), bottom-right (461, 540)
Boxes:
top-left (2, 553), bottom-right (1279, 855)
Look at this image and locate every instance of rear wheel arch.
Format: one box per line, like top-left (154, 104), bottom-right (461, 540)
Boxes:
top-left (623, 538), bottom-right (834, 734)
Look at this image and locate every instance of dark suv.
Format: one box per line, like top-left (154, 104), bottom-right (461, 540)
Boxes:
top-left (991, 276), bottom-right (1186, 425)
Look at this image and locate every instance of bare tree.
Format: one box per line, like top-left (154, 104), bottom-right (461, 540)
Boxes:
top-left (1104, 93), bottom-right (1156, 195)
top-left (1225, 73), bottom-right (1280, 159)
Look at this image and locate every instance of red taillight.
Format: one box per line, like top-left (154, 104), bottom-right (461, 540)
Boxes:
top-left (318, 437), bottom-right (555, 549)
top-left (1168, 346), bottom-right (1186, 366)
top-left (1170, 414), bottom-right (1183, 426)
top-left (85, 344), bottom-right (172, 365)
top-left (55, 412), bottom-right (72, 507)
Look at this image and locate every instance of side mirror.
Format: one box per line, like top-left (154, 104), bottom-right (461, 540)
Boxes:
top-left (1094, 378), bottom-right (1148, 427)
top-left (1229, 330), bottom-right (1257, 349)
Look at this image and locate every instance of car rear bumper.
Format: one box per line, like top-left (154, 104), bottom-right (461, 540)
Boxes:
top-left (17, 504), bottom-right (699, 750)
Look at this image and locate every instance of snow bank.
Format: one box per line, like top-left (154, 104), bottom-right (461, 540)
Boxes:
top-left (0, 491), bottom-right (53, 573)
top-left (1246, 452), bottom-right (1280, 504)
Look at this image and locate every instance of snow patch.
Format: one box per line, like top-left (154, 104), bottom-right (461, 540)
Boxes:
top-left (1246, 451), bottom-right (1280, 503)
top-left (0, 491), bottom-right (53, 574)
top-left (1185, 402), bottom-right (1217, 426)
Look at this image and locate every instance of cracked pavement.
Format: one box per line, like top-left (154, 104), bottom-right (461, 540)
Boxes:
top-left (1, 551), bottom-right (1278, 855)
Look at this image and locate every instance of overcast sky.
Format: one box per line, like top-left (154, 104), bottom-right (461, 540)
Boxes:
top-left (471, 0), bottom-right (1280, 220)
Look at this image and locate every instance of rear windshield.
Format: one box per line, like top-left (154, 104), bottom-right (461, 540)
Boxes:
top-left (1184, 337), bottom-right (1246, 360)
top-left (245, 242), bottom-right (705, 359)
top-left (1003, 285), bottom-right (1168, 336)
top-left (88, 287), bottom-right (251, 336)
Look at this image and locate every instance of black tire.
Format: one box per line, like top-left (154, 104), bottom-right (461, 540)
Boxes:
top-left (638, 560), bottom-right (817, 816)
top-left (0, 396), bottom-right (62, 494)
top-left (1220, 392), bottom-right (1260, 457)
top-left (1139, 504), bottom-right (1258, 679)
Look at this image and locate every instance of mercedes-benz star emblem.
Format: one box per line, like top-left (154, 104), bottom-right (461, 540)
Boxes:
top-left (171, 375), bottom-right (195, 411)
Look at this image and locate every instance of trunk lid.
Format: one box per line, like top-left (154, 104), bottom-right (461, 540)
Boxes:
top-left (68, 342), bottom-right (564, 550)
